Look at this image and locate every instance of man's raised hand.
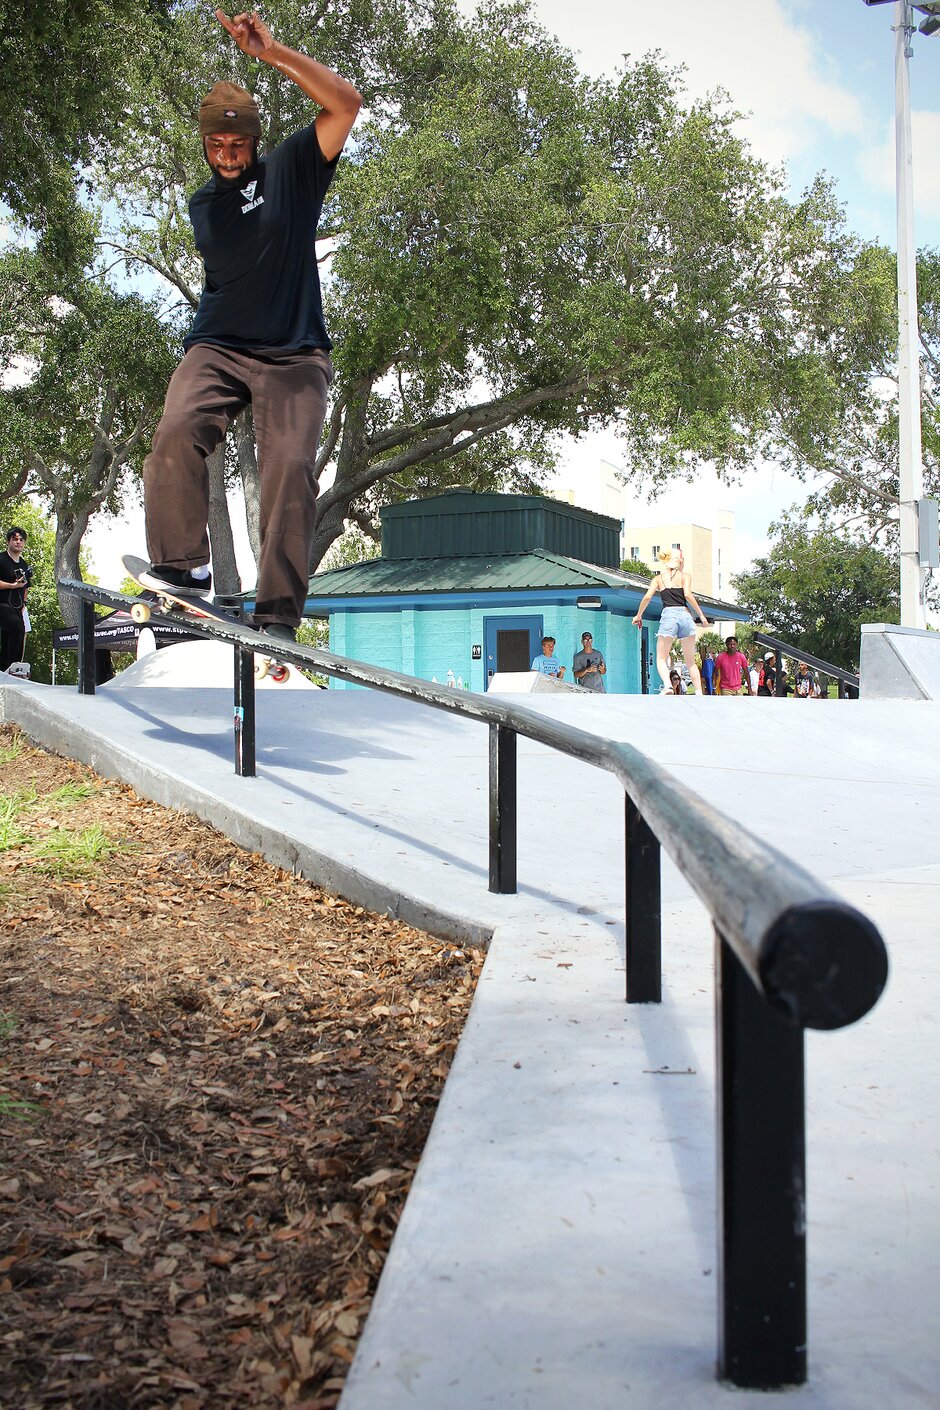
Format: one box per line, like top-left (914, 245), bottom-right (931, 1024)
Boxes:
top-left (215, 9), bottom-right (274, 58)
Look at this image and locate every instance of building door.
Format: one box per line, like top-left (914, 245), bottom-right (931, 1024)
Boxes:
top-left (483, 615), bottom-right (543, 689)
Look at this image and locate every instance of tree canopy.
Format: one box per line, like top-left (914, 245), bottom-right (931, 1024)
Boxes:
top-left (730, 518), bottom-right (900, 671)
top-left (1, 0), bottom-right (925, 599)
top-left (0, 1), bottom-right (173, 253)
top-left (89, 0), bottom-right (901, 573)
top-left (0, 245), bottom-right (178, 619)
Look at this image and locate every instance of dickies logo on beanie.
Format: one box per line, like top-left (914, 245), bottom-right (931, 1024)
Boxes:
top-left (198, 82), bottom-right (261, 137)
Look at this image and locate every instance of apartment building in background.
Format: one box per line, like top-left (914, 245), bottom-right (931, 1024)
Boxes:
top-left (547, 462), bottom-right (737, 600)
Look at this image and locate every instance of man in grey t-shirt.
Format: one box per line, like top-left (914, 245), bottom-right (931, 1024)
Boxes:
top-left (573, 632), bottom-right (606, 692)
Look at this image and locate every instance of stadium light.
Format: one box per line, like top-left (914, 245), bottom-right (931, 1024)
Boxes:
top-left (862, 1), bottom-right (939, 627)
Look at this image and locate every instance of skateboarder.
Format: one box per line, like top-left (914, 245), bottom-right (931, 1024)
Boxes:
top-left (141, 8), bottom-right (361, 642)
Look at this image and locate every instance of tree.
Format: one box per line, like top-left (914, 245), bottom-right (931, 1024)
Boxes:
top-left (620, 557), bottom-right (655, 579)
top-left (0, 1), bottom-right (172, 254)
top-left (730, 519), bottom-right (899, 672)
top-left (794, 244), bottom-right (940, 569)
top-left (95, 0), bottom-right (896, 577)
top-left (0, 247), bottom-right (179, 623)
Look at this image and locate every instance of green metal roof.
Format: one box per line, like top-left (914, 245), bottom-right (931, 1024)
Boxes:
top-left (306, 549), bottom-right (741, 615)
top-left (379, 492), bottom-right (621, 568)
top-left (308, 550), bottom-right (637, 596)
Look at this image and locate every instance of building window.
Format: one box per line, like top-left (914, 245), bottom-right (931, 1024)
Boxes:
top-left (672, 541), bottom-right (681, 549)
top-left (629, 546), bottom-right (640, 561)
top-left (651, 544), bottom-right (660, 558)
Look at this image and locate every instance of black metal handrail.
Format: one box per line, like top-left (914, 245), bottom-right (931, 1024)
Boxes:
top-left (61, 578), bottom-right (888, 1391)
top-left (753, 632), bottom-right (860, 699)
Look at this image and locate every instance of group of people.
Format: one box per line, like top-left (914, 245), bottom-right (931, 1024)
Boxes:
top-left (531, 632), bottom-right (607, 691)
top-left (629, 548), bottom-right (824, 698)
top-left (697, 641), bottom-right (821, 697)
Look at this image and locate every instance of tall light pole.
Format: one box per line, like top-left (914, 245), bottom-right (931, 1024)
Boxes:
top-left (863, 1), bottom-right (940, 627)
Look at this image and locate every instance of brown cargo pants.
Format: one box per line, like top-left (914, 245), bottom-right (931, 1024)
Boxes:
top-left (143, 343), bottom-right (333, 626)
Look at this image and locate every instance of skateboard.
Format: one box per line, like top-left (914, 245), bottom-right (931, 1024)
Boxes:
top-left (121, 555), bottom-right (290, 682)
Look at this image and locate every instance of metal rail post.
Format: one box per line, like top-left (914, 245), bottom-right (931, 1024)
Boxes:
top-left (77, 600), bottom-right (97, 695)
top-left (716, 931), bottom-right (806, 1388)
top-left (624, 795), bottom-right (661, 1002)
top-left (488, 723), bottom-right (517, 893)
top-left (234, 645), bottom-right (256, 778)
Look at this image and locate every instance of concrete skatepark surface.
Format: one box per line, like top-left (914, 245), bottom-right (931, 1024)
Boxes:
top-left (1, 641), bottom-right (937, 1408)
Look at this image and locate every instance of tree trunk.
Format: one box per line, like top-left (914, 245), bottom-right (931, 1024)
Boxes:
top-left (55, 506), bottom-right (90, 628)
top-left (235, 408), bottom-right (262, 567)
top-left (206, 442), bottom-right (241, 594)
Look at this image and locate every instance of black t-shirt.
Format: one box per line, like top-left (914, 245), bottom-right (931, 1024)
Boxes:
top-left (0, 551), bottom-right (30, 609)
top-left (185, 124), bottom-right (338, 353)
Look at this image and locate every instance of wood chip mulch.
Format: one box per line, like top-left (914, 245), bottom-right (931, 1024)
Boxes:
top-left (0, 724), bottom-right (483, 1409)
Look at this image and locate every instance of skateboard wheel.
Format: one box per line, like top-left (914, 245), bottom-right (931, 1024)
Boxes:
top-left (254, 658), bottom-right (270, 680)
top-left (271, 664), bottom-right (290, 683)
top-left (131, 602), bottom-right (152, 624)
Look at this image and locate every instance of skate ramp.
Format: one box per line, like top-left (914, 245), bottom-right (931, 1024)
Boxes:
top-left (100, 638), bottom-right (321, 691)
top-left (488, 669), bottom-right (579, 693)
top-left (860, 622), bottom-right (940, 700)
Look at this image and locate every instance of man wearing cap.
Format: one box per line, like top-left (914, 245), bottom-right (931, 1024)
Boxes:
top-left (141, 8), bottom-right (361, 642)
top-left (757, 652), bottom-right (776, 697)
top-left (572, 631), bottom-right (606, 692)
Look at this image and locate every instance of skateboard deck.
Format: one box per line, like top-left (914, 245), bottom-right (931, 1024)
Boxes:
top-left (121, 555), bottom-right (290, 682)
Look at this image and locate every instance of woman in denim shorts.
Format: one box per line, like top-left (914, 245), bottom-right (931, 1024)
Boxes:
top-left (632, 548), bottom-right (710, 694)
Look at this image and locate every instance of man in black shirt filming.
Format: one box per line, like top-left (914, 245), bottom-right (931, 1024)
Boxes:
top-left (141, 8), bottom-right (361, 643)
top-left (0, 527), bottom-right (31, 672)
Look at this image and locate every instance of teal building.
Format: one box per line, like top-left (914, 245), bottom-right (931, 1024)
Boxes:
top-left (302, 492), bottom-right (743, 693)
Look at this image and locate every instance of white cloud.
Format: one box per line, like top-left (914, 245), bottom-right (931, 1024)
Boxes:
top-left (858, 109), bottom-right (940, 221)
top-left (507, 0), bottom-right (866, 168)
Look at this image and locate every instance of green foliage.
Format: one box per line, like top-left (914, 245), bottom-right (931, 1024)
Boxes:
top-left (796, 245), bottom-right (939, 564)
top-left (0, 1), bottom-right (173, 246)
top-left (0, 1010), bottom-right (35, 1121)
top-left (319, 528), bottom-right (382, 572)
top-left (620, 557), bottom-right (655, 579)
top-left (33, 824), bottom-right (117, 878)
top-left (0, 774), bottom-right (120, 879)
top-left (88, 0), bottom-right (904, 570)
top-left (696, 630), bottom-right (724, 659)
top-left (0, 245), bottom-right (179, 623)
top-left (731, 519), bottom-right (900, 671)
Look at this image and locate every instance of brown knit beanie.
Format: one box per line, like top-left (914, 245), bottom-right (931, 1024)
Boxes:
top-left (198, 82), bottom-right (261, 137)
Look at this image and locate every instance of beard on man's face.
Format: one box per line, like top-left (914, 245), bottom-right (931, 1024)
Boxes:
top-left (204, 139), bottom-right (256, 185)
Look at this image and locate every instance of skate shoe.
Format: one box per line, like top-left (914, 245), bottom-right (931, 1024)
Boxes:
top-left (146, 564), bottom-right (212, 595)
top-left (260, 622), bottom-right (297, 643)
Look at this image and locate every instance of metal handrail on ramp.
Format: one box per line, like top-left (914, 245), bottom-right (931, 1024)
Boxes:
top-left (61, 577), bottom-right (888, 1390)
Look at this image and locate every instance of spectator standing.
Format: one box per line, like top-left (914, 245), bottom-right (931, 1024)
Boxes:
top-left (572, 631), bottom-right (606, 691)
top-left (0, 527), bottom-right (31, 672)
top-left (795, 661), bottom-right (818, 698)
top-left (532, 636), bottom-right (565, 679)
top-left (632, 547), bottom-right (709, 694)
top-left (714, 636), bottom-right (752, 696)
top-left (700, 648), bottom-right (716, 695)
top-left (757, 652), bottom-right (776, 697)
top-left (748, 657), bottom-right (761, 694)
